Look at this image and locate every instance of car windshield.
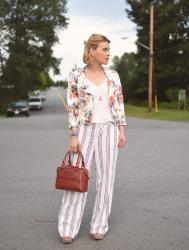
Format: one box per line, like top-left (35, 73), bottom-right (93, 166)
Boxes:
top-left (29, 98), bottom-right (40, 102)
top-left (11, 101), bottom-right (27, 108)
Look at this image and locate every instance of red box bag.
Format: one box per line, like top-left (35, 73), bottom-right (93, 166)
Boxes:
top-left (55, 149), bottom-right (89, 192)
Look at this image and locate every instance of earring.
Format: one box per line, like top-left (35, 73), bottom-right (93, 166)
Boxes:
top-left (89, 54), bottom-right (94, 61)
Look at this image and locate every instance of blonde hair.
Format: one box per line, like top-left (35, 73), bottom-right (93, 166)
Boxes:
top-left (83, 34), bottom-right (110, 64)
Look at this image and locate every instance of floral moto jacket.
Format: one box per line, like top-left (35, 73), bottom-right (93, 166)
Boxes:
top-left (67, 65), bottom-right (127, 129)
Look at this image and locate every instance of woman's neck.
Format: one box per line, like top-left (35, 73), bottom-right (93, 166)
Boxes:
top-left (87, 63), bottom-right (103, 73)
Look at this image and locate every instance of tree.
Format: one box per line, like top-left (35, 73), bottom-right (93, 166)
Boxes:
top-left (112, 52), bottom-right (144, 102)
top-left (125, 0), bottom-right (189, 102)
top-left (54, 79), bottom-right (68, 88)
top-left (0, 0), bottom-right (68, 103)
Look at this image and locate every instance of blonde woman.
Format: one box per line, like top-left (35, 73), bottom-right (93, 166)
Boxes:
top-left (58, 34), bottom-right (126, 243)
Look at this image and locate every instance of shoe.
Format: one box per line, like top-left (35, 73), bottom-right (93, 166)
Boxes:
top-left (91, 233), bottom-right (104, 240)
top-left (61, 236), bottom-right (73, 244)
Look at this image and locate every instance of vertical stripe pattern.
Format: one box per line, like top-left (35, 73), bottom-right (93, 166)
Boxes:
top-left (58, 122), bottom-right (119, 239)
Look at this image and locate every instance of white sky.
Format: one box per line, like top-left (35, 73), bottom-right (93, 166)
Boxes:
top-left (51, 0), bottom-right (137, 81)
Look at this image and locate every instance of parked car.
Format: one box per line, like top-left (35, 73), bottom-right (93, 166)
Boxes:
top-left (28, 96), bottom-right (42, 110)
top-left (38, 91), bottom-right (46, 101)
top-left (6, 100), bottom-right (30, 117)
top-left (28, 90), bottom-right (46, 101)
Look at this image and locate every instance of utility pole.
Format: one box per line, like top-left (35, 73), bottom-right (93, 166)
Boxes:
top-left (122, 3), bottom-right (155, 112)
top-left (148, 3), bottom-right (154, 112)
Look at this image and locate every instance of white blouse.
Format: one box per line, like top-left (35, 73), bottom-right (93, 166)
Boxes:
top-left (86, 77), bottom-right (114, 123)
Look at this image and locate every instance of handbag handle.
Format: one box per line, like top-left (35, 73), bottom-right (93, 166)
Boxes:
top-left (75, 148), bottom-right (85, 167)
top-left (61, 150), bottom-right (72, 165)
top-left (61, 148), bottom-right (85, 168)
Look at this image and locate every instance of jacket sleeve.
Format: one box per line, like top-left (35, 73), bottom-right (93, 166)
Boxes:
top-left (67, 71), bottom-right (80, 129)
top-left (114, 71), bottom-right (127, 126)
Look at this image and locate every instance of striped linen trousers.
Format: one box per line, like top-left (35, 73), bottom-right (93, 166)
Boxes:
top-left (58, 122), bottom-right (119, 239)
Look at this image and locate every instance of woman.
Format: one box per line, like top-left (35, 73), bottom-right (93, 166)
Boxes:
top-left (58, 34), bottom-right (127, 243)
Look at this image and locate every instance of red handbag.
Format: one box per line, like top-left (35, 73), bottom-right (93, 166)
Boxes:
top-left (55, 149), bottom-right (89, 192)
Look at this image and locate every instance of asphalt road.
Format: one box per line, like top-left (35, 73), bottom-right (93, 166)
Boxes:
top-left (0, 87), bottom-right (189, 250)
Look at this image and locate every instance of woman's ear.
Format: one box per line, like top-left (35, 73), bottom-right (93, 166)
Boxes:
top-left (89, 48), bottom-right (95, 58)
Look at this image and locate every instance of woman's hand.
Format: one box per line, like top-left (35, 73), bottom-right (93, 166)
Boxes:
top-left (69, 136), bottom-right (81, 152)
top-left (118, 125), bottom-right (126, 148)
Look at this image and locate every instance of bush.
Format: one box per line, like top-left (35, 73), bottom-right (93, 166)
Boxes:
top-left (0, 101), bottom-right (7, 115)
top-left (165, 88), bottom-right (179, 102)
top-left (158, 101), bottom-right (178, 109)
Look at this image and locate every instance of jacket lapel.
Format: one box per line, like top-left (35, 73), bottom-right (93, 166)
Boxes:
top-left (77, 66), bottom-right (93, 94)
top-left (103, 67), bottom-right (117, 96)
top-left (76, 66), bottom-right (116, 96)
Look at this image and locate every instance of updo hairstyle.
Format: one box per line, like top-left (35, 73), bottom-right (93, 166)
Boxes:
top-left (83, 34), bottom-right (110, 64)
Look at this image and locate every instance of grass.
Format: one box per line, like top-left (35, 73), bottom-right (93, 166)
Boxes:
top-left (125, 104), bottom-right (189, 121)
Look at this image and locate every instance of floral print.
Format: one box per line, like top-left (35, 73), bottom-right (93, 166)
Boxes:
top-left (109, 96), bottom-right (115, 105)
top-left (67, 66), bottom-right (126, 129)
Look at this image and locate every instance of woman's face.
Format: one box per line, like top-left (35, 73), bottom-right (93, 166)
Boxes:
top-left (90, 41), bottom-right (110, 65)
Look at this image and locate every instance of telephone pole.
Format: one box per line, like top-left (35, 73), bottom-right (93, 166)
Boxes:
top-left (122, 3), bottom-right (155, 112)
top-left (148, 3), bottom-right (154, 112)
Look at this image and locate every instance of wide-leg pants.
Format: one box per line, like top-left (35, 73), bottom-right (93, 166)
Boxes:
top-left (58, 122), bottom-right (119, 239)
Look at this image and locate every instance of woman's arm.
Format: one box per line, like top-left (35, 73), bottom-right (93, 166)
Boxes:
top-left (67, 70), bottom-right (80, 130)
top-left (114, 72), bottom-right (127, 127)
top-left (67, 71), bottom-right (80, 152)
top-left (115, 71), bottom-right (127, 148)
top-left (118, 125), bottom-right (126, 148)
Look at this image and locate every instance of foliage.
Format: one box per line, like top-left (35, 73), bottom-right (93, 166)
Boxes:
top-left (114, 0), bottom-right (189, 103)
top-left (54, 80), bottom-right (68, 88)
top-left (112, 52), bottom-right (144, 102)
top-left (0, 0), bottom-right (68, 105)
top-left (39, 71), bottom-right (54, 90)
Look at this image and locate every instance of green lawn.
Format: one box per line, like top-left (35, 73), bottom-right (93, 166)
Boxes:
top-left (125, 104), bottom-right (189, 121)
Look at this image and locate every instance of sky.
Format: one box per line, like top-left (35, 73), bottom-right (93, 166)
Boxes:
top-left (51, 0), bottom-right (137, 80)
